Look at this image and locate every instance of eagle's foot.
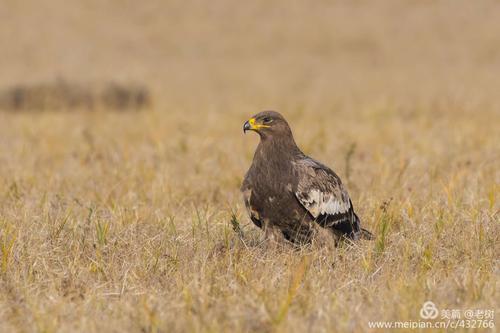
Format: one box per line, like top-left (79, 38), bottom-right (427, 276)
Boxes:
top-left (311, 226), bottom-right (342, 249)
top-left (260, 223), bottom-right (288, 250)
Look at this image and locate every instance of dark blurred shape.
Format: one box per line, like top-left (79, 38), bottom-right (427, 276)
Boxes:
top-left (0, 79), bottom-right (151, 112)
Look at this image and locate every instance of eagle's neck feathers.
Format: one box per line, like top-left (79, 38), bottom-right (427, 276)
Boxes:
top-left (253, 133), bottom-right (303, 173)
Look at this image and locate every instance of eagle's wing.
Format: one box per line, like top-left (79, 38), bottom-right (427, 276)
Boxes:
top-left (241, 173), bottom-right (263, 229)
top-left (293, 157), bottom-right (360, 237)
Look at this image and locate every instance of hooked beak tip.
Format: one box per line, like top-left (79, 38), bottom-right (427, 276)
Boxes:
top-left (243, 120), bottom-right (251, 134)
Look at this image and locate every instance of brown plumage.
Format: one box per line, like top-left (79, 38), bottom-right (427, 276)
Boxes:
top-left (241, 111), bottom-right (373, 244)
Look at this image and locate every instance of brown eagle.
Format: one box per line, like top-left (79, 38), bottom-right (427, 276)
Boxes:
top-left (241, 111), bottom-right (373, 244)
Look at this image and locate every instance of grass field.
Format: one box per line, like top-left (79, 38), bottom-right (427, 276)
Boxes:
top-left (1, 1), bottom-right (499, 332)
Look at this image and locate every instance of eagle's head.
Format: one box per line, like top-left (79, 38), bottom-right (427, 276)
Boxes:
top-left (243, 111), bottom-right (292, 139)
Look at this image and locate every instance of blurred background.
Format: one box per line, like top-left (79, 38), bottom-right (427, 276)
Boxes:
top-left (0, 2), bottom-right (499, 332)
top-left (2, 0), bottom-right (500, 113)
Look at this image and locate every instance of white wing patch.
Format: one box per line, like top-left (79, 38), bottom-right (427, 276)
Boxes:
top-left (296, 189), bottom-right (351, 218)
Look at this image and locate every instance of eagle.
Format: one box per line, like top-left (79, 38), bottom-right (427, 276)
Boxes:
top-left (241, 111), bottom-right (373, 244)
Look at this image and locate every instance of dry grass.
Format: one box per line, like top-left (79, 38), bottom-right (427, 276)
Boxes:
top-left (0, 1), bottom-right (499, 332)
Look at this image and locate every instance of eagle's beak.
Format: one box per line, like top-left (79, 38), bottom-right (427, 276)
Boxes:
top-left (243, 118), bottom-right (269, 133)
top-left (243, 120), bottom-right (251, 133)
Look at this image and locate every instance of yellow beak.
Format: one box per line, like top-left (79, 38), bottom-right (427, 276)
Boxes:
top-left (243, 118), bottom-right (270, 133)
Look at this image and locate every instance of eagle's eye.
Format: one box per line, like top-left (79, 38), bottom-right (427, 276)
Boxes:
top-left (262, 117), bottom-right (273, 124)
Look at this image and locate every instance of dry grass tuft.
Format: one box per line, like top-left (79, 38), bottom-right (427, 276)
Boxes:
top-left (0, 80), bottom-right (151, 112)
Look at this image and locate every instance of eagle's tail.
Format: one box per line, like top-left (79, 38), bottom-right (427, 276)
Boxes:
top-left (352, 212), bottom-right (374, 240)
top-left (360, 228), bottom-right (374, 240)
